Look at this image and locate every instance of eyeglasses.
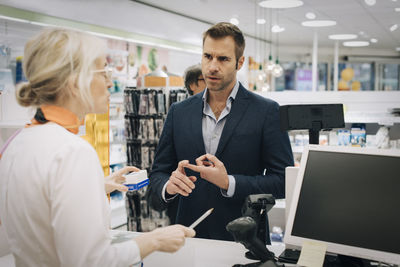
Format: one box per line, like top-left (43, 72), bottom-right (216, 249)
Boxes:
top-left (92, 67), bottom-right (113, 80)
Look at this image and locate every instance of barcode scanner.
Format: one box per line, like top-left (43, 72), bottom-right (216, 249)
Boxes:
top-left (226, 194), bottom-right (281, 267)
top-left (226, 217), bottom-right (275, 263)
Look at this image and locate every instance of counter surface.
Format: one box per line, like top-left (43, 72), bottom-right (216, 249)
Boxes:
top-left (0, 230), bottom-right (287, 267)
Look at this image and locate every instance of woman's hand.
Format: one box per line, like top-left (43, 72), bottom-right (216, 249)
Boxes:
top-left (104, 166), bottom-right (140, 194)
top-left (135, 225), bottom-right (195, 259)
top-left (151, 225), bottom-right (196, 252)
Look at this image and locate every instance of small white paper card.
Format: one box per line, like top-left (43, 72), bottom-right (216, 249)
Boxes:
top-left (297, 240), bottom-right (327, 267)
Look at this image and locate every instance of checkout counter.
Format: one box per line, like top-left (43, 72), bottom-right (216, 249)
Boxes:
top-left (0, 231), bottom-right (286, 267)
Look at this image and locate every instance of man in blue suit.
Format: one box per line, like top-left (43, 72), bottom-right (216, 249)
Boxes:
top-left (148, 22), bottom-right (294, 242)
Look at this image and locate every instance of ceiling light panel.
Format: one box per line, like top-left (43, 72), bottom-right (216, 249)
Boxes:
top-left (259, 0), bottom-right (304, 9)
top-left (328, 34), bottom-right (358, 40)
top-left (271, 25), bottom-right (285, 33)
top-left (305, 12), bottom-right (316, 19)
top-left (301, 20), bottom-right (337, 27)
top-left (343, 41), bottom-right (370, 47)
top-left (390, 24), bottom-right (398, 31)
top-left (230, 18), bottom-right (239, 25)
top-left (257, 18), bottom-right (266, 24)
top-left (364, 0), bottom-right (376, 6)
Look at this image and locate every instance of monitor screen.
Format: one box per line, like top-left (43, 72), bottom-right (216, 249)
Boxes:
top-left (285, 145), bottom-right (400, 265)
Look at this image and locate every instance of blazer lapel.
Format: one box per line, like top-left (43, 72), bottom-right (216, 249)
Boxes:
top-left (215, 85), bottom-right (250, 157)
top-left (190, 95), bottom-right (207, 155)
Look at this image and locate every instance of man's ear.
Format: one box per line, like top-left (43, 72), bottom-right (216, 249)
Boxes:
top-left (236, 56), bottom-right (245, 70)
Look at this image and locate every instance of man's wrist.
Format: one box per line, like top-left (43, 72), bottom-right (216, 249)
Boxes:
top-left (162, 181), bottom-right (178, 202)
top-left (221, 175), bottom-right (236, 197)
top-left (223, 174), bottom-right (229, 190)
top-left (165, 190), bottom-right (177, 199)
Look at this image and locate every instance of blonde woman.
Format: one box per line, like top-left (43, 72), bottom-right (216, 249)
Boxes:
top-left (0, 28), bottom-right (194, 267)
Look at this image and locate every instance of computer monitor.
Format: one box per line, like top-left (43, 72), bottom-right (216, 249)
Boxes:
top-left (285, 145), bottom-right (400, 265)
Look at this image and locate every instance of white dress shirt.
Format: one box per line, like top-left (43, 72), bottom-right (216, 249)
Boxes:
top-left (0, 123), bottom-right (140, 267)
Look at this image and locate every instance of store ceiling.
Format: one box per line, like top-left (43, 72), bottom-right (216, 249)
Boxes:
top-left (0, 0), bottom-right (400, 55)
top-left (136, 0), bottom-right (400, 50)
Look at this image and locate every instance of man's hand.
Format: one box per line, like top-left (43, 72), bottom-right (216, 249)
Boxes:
top-left (185, 154), bottom-right (229, 190)
top-left (166, 160), bottom-right (197, 197)
top-left (104, 166), bottom-right (140, 194)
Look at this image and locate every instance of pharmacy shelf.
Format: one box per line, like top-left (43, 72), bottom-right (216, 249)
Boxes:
top-left (110, 92), bottom-right (124, 104)
top-left (109, 119), bottom-right (124, 127)
top-left (110, 198), bottom-right (127, 229)
top-left (110, 160), bottom-right (127, 166)
top-left (256, 91), bottom-right (400, 125)
top-left (345, 112), bottom-right (400, 125)
top-left (291, 146), bottom-right (304, 154)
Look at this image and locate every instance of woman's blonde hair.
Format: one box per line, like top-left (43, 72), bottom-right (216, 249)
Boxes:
top-left (16, 28), bottom-right (106, 109)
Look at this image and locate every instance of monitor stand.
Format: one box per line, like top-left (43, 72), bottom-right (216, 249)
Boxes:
top-left (309, 121), bottom-right (322, 145)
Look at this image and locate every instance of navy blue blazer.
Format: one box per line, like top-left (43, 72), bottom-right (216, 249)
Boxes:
top-left (148, 83), bottom-right (294, 241)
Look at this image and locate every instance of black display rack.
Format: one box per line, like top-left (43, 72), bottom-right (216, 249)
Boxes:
top-left (123, 87), bottom-right (189, 232)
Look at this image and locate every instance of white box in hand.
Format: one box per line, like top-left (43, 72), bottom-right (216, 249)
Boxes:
top-left (123, 170), bottom-right (148, 191)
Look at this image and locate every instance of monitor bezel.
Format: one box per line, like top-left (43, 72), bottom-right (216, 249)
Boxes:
top-left (284, 145), bottom-right (400, 265)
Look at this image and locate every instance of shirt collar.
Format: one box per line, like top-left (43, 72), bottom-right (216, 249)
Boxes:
top-left (28, 105), bottom-right (82, 134)
top-left (202, 80), bottom-right (240, 104)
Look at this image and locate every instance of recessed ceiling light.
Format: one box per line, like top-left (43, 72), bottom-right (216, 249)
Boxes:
top-left (301, 20), bottom-right (337, 27)
top-left (396, 47), bottom-right (400, 51)
top-left (390, 24), bottom-right (398, 31)
top-left (259, 0), bottom-right (304, 9)
top-left (271, 25), bottom-right (285, 33)
top-left (257, 18), bottom-right (266, 24)
top-left (329, 34), bottom-right (358, 40)
top-left (370, 38), bottom-right (378, 43)
top-left (305, 12), bottom-right (316, 20)
top-left (230, 18), bottom-right (239, 26)
top-left (395, 7), bottom-right (400, 11)
top-left (343, 41), bottom-right (370, 47)
top-left (364, 0), bottom-right (376, 6)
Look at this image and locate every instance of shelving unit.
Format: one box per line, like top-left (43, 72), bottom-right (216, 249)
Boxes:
top-left (291, 146), bottom-right (304, 154)
top-left (108, 93), bottom-right (128, 229)
top-left (256, 91), bottom-right (400, 125)
top-left (110, 196), bottom-right (127, 229)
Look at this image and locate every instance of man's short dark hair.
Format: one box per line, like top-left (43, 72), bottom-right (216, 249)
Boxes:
top-left (184, 64), bottom-right (202, 95)
top-left (202, 22), bottom-right (245, 66)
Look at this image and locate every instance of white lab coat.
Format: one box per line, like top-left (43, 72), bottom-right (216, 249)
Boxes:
top-left (0, 123), bottom-right (140, 267)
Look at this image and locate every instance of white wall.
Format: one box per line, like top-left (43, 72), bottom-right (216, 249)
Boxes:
top-left (167, 50), bottom-right (201, 76)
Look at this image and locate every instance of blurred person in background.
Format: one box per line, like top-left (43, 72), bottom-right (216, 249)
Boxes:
top-left (184, 64), bottom-right (206, 95)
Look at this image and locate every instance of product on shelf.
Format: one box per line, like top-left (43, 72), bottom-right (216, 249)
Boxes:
top-left (350, 123), bottom-right (366, 147)
top-left (338, 129), bottom-right (351, 146)
top-left (123, 87), bottom-right (189, 232)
